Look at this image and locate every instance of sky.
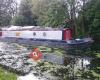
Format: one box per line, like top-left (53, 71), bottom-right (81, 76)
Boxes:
top-left (16, 0), bottom-right (21, 5)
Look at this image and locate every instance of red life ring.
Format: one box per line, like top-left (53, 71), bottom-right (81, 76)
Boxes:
top-left (29, 48), bottom-right (42, 61)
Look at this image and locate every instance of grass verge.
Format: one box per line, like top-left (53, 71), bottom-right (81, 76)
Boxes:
top-left (0, 67), bottom-right (17, 80)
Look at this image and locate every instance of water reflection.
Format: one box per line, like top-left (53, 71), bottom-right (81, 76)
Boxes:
top-left (0, 42), bottom-right (93, 80)
top-left (17, 73), bottom-right (40, 80)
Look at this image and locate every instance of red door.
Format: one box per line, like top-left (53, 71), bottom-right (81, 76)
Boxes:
top-left (66, 29), bottom-right (72, 40)
top-left (63, 29), bottom-right (72, 40)
top-left (0, 31), bottom-right (2, 36)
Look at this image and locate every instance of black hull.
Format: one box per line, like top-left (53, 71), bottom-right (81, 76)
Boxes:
top-left (0, 37), bottom-right (93, 50)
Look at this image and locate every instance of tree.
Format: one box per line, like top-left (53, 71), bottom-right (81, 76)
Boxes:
top-left (66, 0), bottom-right (78, 37)
top-left (0, 0), bottom-right (17, 26)
top-left (63, 0), bottom-right (90, 37)
top-left (78, 0), bottom-right (100, 37)
top-left (32, 0), bottom-right (69, 27)
top-left (12, 0), bottom-right (37, 26)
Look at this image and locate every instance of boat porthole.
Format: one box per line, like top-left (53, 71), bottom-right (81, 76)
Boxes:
top-left (33, 32), bottom-right (36, 36)
top-left (43, 32), bottom-right (46, 37)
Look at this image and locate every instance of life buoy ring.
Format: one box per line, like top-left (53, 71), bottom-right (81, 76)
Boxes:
top-left (29, 48), bottom-right (42, 61)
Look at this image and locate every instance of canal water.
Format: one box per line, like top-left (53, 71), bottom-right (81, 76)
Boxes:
top-left (0, 42), bottom-right (92, 80)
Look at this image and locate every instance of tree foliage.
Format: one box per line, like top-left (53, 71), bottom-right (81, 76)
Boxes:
top-left (32, 0), bottom-right (69, 27)
top-left (0, 0), bottom-right (17, 26)
top-left (12, 0), bottom-right (37, 26)
top-left (78, 0), bottom-right (100, 38)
